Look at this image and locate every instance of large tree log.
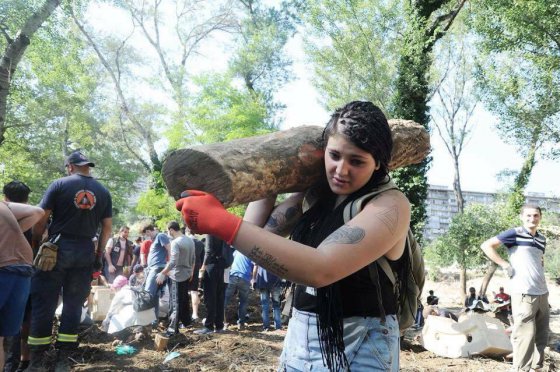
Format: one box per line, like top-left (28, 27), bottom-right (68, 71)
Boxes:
top-left (162, 119), bottom-right (430, 207)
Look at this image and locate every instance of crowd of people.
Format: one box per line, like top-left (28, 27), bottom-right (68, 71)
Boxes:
top-left (0, 101), bottom-right (552, 372)
top-left (79, 221), bottom-right (288, 339)
top-left (0, 172), bottom-right (290, 372)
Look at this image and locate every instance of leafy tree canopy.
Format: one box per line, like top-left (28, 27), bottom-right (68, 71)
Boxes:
top-left (425, 201), bottom-right (516, 270)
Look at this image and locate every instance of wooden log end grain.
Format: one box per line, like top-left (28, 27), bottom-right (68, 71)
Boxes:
top-left (162, 126), bottom-right (325, 207)
top-left (387, 119), bottom-right (431, 170)
top-left (162, 147), bottom-right (233, 203)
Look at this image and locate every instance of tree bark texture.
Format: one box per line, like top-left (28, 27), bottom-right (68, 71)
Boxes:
top-left (460, 266), bottom-right (467, 298)
top-left (162, 120), bottom-right (430, 207)
top-left (480, 261), bottom-right (498, 297)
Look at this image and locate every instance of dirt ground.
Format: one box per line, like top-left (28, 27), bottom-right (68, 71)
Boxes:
top-left (68, 272), bottom-right (560, 371)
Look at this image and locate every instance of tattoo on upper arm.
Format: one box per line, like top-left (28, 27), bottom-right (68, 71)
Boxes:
top-left (285, 205), bottom-right (300, 220)
top-left (375, 206), bottom-right (398, 235)
top-left (265, 205), bottom-right (302, 236)
top-left (265, 214), bottom-right (280, 229)
top-left (321, 225), bottom-right (365, 246)
top-left (247, 246), bottom-right (289, 277)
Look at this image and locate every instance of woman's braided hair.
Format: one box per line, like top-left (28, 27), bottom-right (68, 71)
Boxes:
top-left (322, 101), bottom-right (393, 183)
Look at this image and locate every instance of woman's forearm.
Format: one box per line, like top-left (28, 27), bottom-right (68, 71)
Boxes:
top-left (233, 222), bottom-right (324, 287)
top-left (244, 196), bottom-right (277, 227)
top-left (233, 193), bottom-right (410, 288)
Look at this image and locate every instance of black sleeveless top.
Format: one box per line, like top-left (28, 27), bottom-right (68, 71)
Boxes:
top-left (292, 188), bottom-right (402, 317)
top-left (294, 257), bottom-right (401, 317)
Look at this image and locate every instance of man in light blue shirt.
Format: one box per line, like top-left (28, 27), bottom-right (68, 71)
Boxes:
top-left (142, 224), bottom-right (170, 320)
top-left (224, 250), bottom-right (254, 330)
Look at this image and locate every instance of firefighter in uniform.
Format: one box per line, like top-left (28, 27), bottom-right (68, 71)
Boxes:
top-left (28, 151), bottom-right (112, 371)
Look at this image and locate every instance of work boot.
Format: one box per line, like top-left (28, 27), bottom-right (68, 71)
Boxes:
top-left (15, 360), bottom-right (30, 372)
top-left (54, 349), bottom-right (75, 372)
top-left (26, 350), bottom-right (49, 372)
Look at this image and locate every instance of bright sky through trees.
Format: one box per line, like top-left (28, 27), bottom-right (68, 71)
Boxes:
top-left (88, 4), bottom-right (558, 197)
top-left (277, 36), bottom-right (559, 197)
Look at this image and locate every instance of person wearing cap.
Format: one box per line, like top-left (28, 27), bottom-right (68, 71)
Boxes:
top-left (101, 275), bottom-right (156, 335)
top-left (28, 150), bottom-right (112, 371)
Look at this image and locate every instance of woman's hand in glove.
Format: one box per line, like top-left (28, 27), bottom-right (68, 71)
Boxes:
top-left (175, 190), bottom-right (242, 245)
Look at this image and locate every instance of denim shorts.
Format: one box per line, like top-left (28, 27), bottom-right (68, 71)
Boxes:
top-left (279, 308), bottom-right (399, 371)
top-left (0, 271), bottom-right (31, 336)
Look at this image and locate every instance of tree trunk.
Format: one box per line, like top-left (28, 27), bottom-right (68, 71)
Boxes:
top-left (508, 133), bottom-right (540, 213)
top-left (459, 266), bottom-right (467, 299)
top-left (162, 120), bottom-right (430, 207)
top-left (0, 0), bottom-right (61, 145)
top-left (480, 261), bottom-right (498, 297)
top-left (452, 155), bottom-right (465, 213)
top-left (390, 0), bottom-right (466, 237)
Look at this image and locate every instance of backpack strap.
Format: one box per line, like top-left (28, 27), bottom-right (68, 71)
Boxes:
top-left (342, 180), bottom-right (398, 224)
top-left (376, 257), bottom-right (396, 286)
top-left (376, 231), bottom-right (413, 286)
top-left (343, 180), bottom-right (401, 288)
top-left (368, 233), bottom-right (412, 325)
top-left (346, 179), bottom-right (403, 324)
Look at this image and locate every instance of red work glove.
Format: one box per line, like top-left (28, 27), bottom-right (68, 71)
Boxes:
top-left (175, 190), bottom-right (242, 245)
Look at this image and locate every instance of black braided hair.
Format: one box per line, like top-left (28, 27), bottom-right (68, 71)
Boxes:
top-left (322, 100), bottom-right (393, 185)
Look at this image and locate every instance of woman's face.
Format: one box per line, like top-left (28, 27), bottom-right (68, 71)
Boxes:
top-left (324, 134), bottom-right (379, 195)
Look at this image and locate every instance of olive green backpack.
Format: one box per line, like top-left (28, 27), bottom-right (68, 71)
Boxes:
top-left (343, 182), bottom-right (425, 331)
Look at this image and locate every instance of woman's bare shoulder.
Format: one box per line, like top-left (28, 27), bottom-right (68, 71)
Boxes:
top-left (367, 188), bottom-right (410, 211)
top-left (357, 189), bottom-right (411, 234)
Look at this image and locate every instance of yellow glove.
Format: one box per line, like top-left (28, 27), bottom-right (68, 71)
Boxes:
top-left (33, 242), bottom-right (58, 271)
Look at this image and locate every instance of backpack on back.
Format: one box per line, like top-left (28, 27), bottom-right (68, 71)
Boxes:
top-left (130, 287), bottom-right (157, 312)
top-left (343, 183), bottom-right (425, 331)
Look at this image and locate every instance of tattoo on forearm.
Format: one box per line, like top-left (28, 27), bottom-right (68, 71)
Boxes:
top-left (322, 225), bottom-right (365, 246)
top-left (375, 206), bottom-right (398, 235)
top-left (248, 246), bottom-right (289, 277)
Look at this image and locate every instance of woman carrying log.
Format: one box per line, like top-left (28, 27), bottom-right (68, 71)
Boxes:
top-left (176, 101), bottom-right (410, 371)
